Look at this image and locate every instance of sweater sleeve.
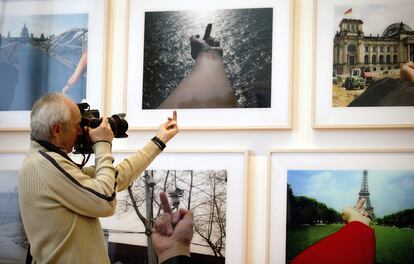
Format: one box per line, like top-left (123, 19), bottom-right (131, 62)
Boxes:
top-left (292, 221), bottom-right (376, 264)
top-left (115, 140), bottom-right (162, 191)
top-left (32, 141), bottom-right (160, 217)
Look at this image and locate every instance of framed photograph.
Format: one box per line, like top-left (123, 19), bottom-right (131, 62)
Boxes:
top-left (313, 0), bottom-right (414, 128)
top-left (125, 0), bottom-right (292, 129)
top-left (267, 149), bottom-right (414, 264)
top-left (0, 152), bottom-right (28, 263)
top-left (100, 150), bottom-right (249, 263)
top-left (0, 0), bottom-right (108, 130)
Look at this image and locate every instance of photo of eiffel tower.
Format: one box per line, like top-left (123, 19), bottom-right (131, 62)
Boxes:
top-left (358, 170), bottom-right (376, 220)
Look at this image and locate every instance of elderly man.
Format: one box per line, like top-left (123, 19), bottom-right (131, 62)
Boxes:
top-left (18, 92), bottom-right (183, 263)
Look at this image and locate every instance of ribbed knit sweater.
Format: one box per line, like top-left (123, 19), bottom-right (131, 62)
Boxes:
top-left (18, 140), bottom-right (161, 263)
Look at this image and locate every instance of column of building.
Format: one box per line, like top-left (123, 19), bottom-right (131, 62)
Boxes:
top-left (357, 41), bottom-right (363, 64)
top-left (368, 43), bottom-right (372, 67)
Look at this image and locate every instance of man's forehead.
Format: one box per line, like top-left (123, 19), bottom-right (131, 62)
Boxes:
top-left (64, 98), bottom-right (81, 118)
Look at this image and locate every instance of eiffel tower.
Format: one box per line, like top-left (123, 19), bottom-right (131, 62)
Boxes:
top-left (358, 170), bottom-right (376, 220)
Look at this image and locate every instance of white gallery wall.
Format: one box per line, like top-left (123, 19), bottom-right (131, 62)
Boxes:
top-left (1, 0), bottom-right (414, 263)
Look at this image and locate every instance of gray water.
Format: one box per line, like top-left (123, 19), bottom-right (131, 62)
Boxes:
top-left (0, 42), bottom-right (86, 110)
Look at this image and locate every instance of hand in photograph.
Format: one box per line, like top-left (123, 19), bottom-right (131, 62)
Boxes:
top-left (342, 198), bottom-right (372, 226)
top-left (152, 192), bottom-right (193, 263)
top-left (158, 23), bottom-right (239, 109)
top-left (190, 23), bottom-right (223, 59)
top-left (400, 61), bottom-right (414, 82)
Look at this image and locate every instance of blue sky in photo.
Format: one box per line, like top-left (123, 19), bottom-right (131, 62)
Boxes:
top-left (0, 14), bottom-right (88, 38)
top-left (288, 170), bottom-right (414, 218)
top-left (334, 4), bottom-right (414, 36)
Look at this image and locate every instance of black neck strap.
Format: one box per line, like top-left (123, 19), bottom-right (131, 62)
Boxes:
top-left (34, 139), bottom-right (84, 168)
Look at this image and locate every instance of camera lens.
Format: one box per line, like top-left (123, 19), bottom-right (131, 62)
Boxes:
top-left (85, 115), bottom-right (128, 138)
top-left (108, 114), bottom-right (128, 138)
top-left (75, 103), bottom-right (128, 154)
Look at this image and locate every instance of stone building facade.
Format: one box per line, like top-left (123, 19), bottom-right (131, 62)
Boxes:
top-left (333, 18), bottom-right (414, 76)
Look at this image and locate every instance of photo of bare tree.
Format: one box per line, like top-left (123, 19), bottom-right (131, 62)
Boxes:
top-left (103, 169), bottom-right (227, 264)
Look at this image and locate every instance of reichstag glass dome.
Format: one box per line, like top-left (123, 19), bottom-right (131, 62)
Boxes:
top-left (382, 22), bottom-right (412, 38)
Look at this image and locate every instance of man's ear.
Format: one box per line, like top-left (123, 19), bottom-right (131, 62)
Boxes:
top-left (51, 123), bottom-right (62, 138)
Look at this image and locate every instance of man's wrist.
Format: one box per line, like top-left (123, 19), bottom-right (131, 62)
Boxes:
top-left (198, 48), bottom-right (222, 60)
top-left (152, 136), bottom-right (166, 150)
top-left (91, 140), bottom-right (112, 154)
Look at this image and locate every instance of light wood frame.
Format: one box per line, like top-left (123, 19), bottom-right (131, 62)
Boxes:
top-left (312, 0), bottom-right (414, 128)
top-left (100, 149), bottom-right (250, 263)
top-left (0, 0), bottom-right (110, 131)
top-left (266, 148), bottom-right (414, 263)
top-left (124, 0), bottom-right (293, 130)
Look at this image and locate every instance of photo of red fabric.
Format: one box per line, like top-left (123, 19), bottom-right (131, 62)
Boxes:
top-left (292, 221), bottom-right (375, 264)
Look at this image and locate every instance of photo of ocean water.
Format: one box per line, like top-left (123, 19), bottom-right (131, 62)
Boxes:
top-left (142, 8), bottom-right (273, 109)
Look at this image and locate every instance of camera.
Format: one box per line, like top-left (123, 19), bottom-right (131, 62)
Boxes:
top-left (74, 102), bottom-right (128, 154)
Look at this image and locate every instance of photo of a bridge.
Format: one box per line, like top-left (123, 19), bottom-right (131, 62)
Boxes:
top-left (0, 14), bottom-right (88, 110)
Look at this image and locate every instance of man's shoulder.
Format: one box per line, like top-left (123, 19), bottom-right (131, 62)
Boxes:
top-left (21, 151), bottom-right (46, 169)
top-left (19, 151), bottom-right (82, 192)
top-left (18, 151), bottom-right (47, 185)
top-left (21, 150), bottom-right (76, 174)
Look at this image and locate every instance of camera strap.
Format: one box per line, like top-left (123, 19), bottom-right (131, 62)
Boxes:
top-left (34, 139), bottom-right (85, 169)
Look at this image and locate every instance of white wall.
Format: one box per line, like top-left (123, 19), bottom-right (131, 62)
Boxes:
top-left (107, 1), bottom-right (414, 262)
top-left (2, 0), bottom-right (414, 263)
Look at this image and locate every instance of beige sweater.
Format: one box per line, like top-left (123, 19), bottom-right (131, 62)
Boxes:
top-left (18, 140), bottom-right (161, 263)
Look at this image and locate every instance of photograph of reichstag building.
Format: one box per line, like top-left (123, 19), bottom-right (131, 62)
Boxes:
top-left (334, 20), bottom-right (414, 76)
top-left (332, 4), bottom-right (414, 107)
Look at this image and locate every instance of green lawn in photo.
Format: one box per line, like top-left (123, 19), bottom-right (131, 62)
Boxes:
top-left (373, 225), bottom-right (414, 264)
top-left (286, 224), bottom-right (343, 261)
top-left (287, 224), bottom-right (414, 264)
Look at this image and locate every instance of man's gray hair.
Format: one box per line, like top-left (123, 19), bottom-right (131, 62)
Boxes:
top-left (30, 93), bottom-right (72, 141)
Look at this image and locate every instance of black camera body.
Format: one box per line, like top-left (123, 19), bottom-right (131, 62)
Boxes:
top-left (74, 103), bottom-right (128, 154)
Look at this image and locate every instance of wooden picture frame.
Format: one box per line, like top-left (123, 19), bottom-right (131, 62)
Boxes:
top-left (125, 0), bottom-right (293, 129)
top-left (100, 149), bottom-right (249, 263)
top-left (267, 149), bottom-right (414, 263)
top-left (0, 0), bottom-right (109, 130)
top-left (313, 0), bottom-right (414, 128)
